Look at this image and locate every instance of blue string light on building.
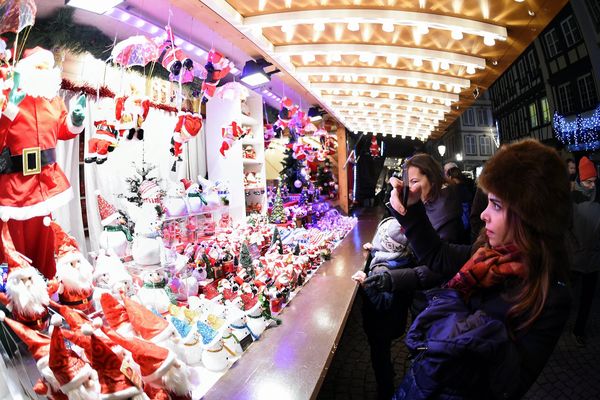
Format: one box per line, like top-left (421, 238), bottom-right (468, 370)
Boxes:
top-left (553, 104), bottom-right (600, 151)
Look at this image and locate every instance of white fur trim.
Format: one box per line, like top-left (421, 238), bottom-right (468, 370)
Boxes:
top-left (60, 362), bottom-right (94, 393)
top-left (101, 212), bottom-right (119, 226)
top-left (100, 385), bottom-right (141, 399)
top-left (36, 355), bottom-right (49, 371)
top-left (144, 350), bottom-right (176, 382)
top-left (150, 325), bottom-right (176, 344)
top-left (0, 187), bottom-right (72, 221)
top-left (116, 322), bottom-right (136, 337)
top-left (67, 114), bottom-right (85, 134)
top-left (3, 102), bottom-right (19, 121)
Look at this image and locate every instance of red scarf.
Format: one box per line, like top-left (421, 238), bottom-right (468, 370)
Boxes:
top-left (446, 244), bottom-right (527, 299)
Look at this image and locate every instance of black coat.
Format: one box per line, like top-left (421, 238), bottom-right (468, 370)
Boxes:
top-left (391, 202), bottom-right (571, 399)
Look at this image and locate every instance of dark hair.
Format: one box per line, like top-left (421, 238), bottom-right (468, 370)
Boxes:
top-left (446, 166), bottom-right (466, 183)
top-left (405, 153), bottom-right (446, 203)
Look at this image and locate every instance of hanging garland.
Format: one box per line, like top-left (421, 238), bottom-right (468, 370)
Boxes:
top-left (553, 104), bottom-right (600, 151)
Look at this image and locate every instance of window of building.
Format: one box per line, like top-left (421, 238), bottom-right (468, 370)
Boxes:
top-left (587, 0), bottom-right (600, 33)
top-left (529, 102), bottom-right (539, 128)
top-left (463, 109), bottom-right (475, 126)
top-left (518, 59), bottom-right (526, 82)
top-left (544, 29), bottom-right (560, 58)
top-left (557, 83), bottom-right (574, 113)
top-left (540, 97), bottom-right (551, 124)
top-left (527, 50), bottom-right (538, 74)
top-left (477, 109), bottom-right (489, 126)
top-left (561, 15), bottom-right (582, 47)
top-left (479, 136), bottom-right (492, 156)
top-left (578, 74), bottom-right (598, 110)
top-left (465, 135), bottom-right (477, 155)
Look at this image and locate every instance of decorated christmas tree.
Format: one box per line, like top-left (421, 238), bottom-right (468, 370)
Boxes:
top-left (122, 161), bottom-right (163, 206)
top-left (316, 158), bottom-right (336, 196)
top-left (239, 242), bottom-right (255, 279)
top-left (280, 137), bottom-right (308, 193)
top-left (269, 183), bottom-right (286, 224)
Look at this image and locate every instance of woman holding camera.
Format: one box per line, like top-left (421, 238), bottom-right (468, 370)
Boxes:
top-left (388, 139), bottom-right (571, 399)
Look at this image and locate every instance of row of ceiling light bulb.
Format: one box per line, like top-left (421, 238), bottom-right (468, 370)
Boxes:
top-left (314, 74), bottom-right (464, 93)
top-left (322, 89), bottom-right (454, 106)
top-left (279, 21), bottom-right (499, 47)
top-left (296, 53), bottom-right (479, 74)
top-left (343, 117), bottom-right (435, 130)
top-left (326, 97), bottom-right (449, 114)
top-left (338, 112), bottom-right (441, 125)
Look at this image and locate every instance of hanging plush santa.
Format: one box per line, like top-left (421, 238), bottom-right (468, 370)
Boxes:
top-left (96, 192), bottom-right (131, 259)
top-left (369, 136), bottom-right (381, 158)
top-left (0, 46), bottom-right (87, 279)
top-left (0, 311), bottom-right (68, 400)
top-left (220, 121), bottom-right (249, 156)
top-left (273, 97), bottom-right (298, 136)
top-left (159, 25), bottom-right (194, 84)
top-left (51, 221), bottom-right (95, 314)
top-left (170, 111), bottom-right (203, 164)
top-left (0, 224), bottom-right (51, 331)
top-left (85, 98), bottom-right (118, 165)
top-left (201, 49), bottom-right (233, 103)
top-left (115, 90), bottom-right (150, 141)
top-left (49, 325), bottom-right (101, 400)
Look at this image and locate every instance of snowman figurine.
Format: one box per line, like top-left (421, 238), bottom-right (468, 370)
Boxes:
top-left (96, 192), bottom-right (132, 258)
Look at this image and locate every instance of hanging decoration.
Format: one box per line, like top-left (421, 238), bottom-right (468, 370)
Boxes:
top-left (220, 121), bottom-right (250, 156)
top-left (170, 111), bottom-right (203, 171)
top-left (273, 97), bottom-right (298, 137)
top-left (0, 0), bottom-right (36, 34)
top-left (109, 35), bottom-right (159, 69)
top-left (201, 48), bottom-right (233, 103)
top-left (157, 25), bottom-right (194, 84)
top-left (553, 104), bottom-right (600, 151)
top-left (370, 136), bottom-right (381, 158)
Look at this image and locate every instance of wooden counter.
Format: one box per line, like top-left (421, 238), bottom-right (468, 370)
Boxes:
top-left (202, 210), bottom-right (381, 400)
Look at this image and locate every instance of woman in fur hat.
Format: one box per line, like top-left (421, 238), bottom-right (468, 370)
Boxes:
top-left (387, 139), bottom-right (571, 399)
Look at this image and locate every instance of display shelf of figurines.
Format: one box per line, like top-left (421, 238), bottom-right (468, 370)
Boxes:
top-left (206, 92), bottom-right (266, 223)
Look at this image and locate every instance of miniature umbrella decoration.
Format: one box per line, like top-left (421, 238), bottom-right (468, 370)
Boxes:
top-left (0, 0), bottom-right (37, 34)
top-left (110, 35), bottom-right (160, 68)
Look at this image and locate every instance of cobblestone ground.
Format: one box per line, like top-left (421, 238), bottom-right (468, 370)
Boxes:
top-left (317, 279), bottom-right (600, 400)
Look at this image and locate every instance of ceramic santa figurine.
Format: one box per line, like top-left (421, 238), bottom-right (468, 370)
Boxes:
top-left (51, 222), bottom-right (95, 314)
top-left (0, 224), bottom-right (51, 330)
top-left (0, 311), bottom-right (68, 400)
top-left (0, 46), bottom-right (87, 279)
top-left (101, 326), bottom-right (193, 400)
top-left (48, 325), bottom-right (101, 400)
top-left (96, 192), bottom-right (132, 258)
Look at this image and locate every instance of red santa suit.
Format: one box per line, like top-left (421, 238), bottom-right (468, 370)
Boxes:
top-left (0, 47), bottom-right (85, 278)
top-left (171, 111), bottom-right (203, 161)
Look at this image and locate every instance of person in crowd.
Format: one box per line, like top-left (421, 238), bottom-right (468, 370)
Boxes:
top-left (355, 154), bottom-right (464, 399)
top-left (386, 139), bottom-right (571, 399)
top-left (443, 162), bottom-right (458, 177)
top-left (567, 158), bottom-right (577, 191)
top-left (446, 166), bottom-right (475, 243)
top-left (569, 156), bottom-right (599, 347)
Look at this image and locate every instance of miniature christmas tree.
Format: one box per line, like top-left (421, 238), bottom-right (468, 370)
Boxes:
top-left (202, 253), bottom-right (215, 280)
top-left (259, 292), bottom-right (282, 324)
top-left (298, 188), bottom-right (308, 206)
top-left (316, 158), bottom-right (335, 196)
top-left (293, 243), bottom-right (301, 256)
top-left (240, 242), bottom-right (255, 279)
top-left (270, 183), bottom-right (286, 224)
top-left (271, 227), bottom-right (281, 246)
top-left (280, 136), bottom-right (308, 193)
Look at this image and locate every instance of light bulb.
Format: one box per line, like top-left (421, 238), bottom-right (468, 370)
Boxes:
top-left (483, 35), bottom-right (495, 46)
top-left (314, 22), bottom-right (325, 32)
top-left (348, 22), bottom-right (360, 31)
top-left (432, 82), bottom-right (441, 90)
top-left (413, 57), bottom-right (423, 67)
top-left (440, 61), bottom-right (450, 70)
top-left (466, 65), bottom-right (476, 74)
top-left (451, 29), bottom-right (464, 40)
top-left (382, 22), bottom-right (395, 33)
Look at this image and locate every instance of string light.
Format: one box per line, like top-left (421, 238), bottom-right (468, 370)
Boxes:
top-left (553, 104), bottom-right (600, 151)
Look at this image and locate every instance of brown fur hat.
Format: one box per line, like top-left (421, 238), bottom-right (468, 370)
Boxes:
top-left (478, 139), bottom-right (571, 237)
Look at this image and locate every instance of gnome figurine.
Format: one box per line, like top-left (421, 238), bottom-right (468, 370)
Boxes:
top-left (96, 192), bottom-right (131, 259)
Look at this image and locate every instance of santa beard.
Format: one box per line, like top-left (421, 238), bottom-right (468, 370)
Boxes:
top-left (14, 64), bottom-right (61, 99)
top-left (57, 257), bottom-right (94, 292)
top-left (65, 371), bottom-right (101, 400)
top-left (162, 363), bottom-right (192, 396)
top-left (6, 267), bottom-right (50, 316)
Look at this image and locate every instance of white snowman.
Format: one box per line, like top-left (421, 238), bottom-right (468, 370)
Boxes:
top-left (96, 191), bottom-right (132, 258)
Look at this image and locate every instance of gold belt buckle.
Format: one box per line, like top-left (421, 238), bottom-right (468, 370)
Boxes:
top-left (22, 147), bottom-right (41, 176)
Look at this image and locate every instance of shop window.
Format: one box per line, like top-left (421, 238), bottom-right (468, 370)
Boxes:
top-left (578, 74), bottom-right (598, 110)
top-left (557, 83), bottom-right (574, 113)
top-left (544, 29), bottom-right (560, 58)
top-left (463, 109), bottom-right (475, 126)
top-left (464, 135), bottom-right (477, 155)
top-left (479, 136), bottom-right (492, 156)
top-left (540, 97), bottom-right (551, 124)
top-left (529, 102), bottom-right (539, 128)
top-left (477, 109), bottom-right (489, 126)
top-left (561, 15), bottom-right (582, 48)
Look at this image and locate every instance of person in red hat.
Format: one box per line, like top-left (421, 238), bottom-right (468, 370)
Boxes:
top-left (0, 46), bottom-right (87, 280)
top-left (49, 324), bottom-right (100, 400)
top-left (0, 310), bottom-right (68, 400)
top-left (50, 221), bottom-right (95, 314)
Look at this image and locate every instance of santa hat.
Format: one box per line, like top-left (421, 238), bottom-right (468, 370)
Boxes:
top-left (579, 156), bottom-right (597, 182)
top-left (180, 178), bottom-right (193, 191)
top-left (102, 327), bottom-right (176, 382)
top-left (123, 297), bottom-right (174, 343)
top-left (16, 47), bottom-right (55, 71)
top-left (96, 191), bottom-right (120, 226)
top-left (82, 328), bottom-right (143, 399)
top-left (100, 293), bottom-right (135, 337)
top-left (1, 223), bottom-right (31, 270)
top-left (50, 221), bottom-right (81, 266)
top-left (49, 325), bottom-right (95, 393)
top-left (0, 311), bottom-right (50, 370)
top-left (50, 300), bottom-right (90, 330)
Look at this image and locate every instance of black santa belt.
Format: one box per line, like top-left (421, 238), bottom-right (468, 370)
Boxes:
top-left (0, 147), bottom-right (56, 176)
top-left (20, 312), bottom-right (50, 329)
top-left (59, 294), bottom-right (93, 307)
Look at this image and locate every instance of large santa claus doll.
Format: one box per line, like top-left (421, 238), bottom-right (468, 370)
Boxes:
top-left (0, 46), bottom-right (87, 279)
